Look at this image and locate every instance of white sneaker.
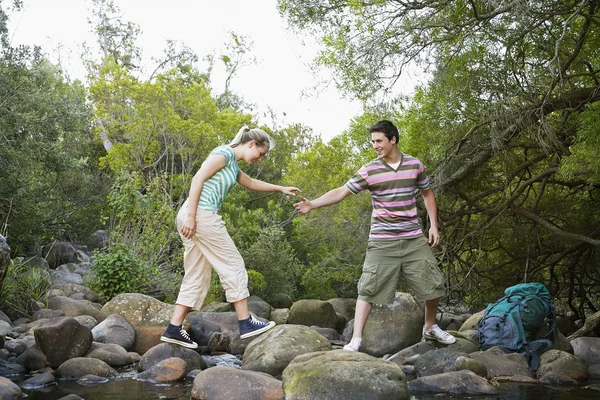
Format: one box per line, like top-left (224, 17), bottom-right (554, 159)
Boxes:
top-left (422, 324), bottom-right (456, 344)
top-left (343, 339), bottom-right (361, 352)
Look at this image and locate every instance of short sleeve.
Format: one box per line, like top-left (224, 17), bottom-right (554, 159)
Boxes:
top-left (211, 146), bottom-right (234, 164)
top-left (415, 161), bottom-right (431, 190)
top-left (345, 167), bottom-right (369, 194)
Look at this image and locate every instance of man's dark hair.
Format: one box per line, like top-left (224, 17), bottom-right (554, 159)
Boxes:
top-left (368, 120), bottom-right (399, 144)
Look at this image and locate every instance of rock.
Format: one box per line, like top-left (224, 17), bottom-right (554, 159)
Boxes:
top-left (570, 337), bottom-right (600, 365)
top-left (85, 342), bottom-right (135, 367)
top-left (243, 324), bottom-right (332, 377)
top-left (248, 296), bottom-right (273, 319)
top-left (0, 310), bottom-right (11, 325)
top-left (32, 309), bottom-right (65, 321)
top-left (74, 315), bottom-right (98, 330)
top-left (269, 293), bottom-right (293, 309)
top-left (188, 312), bottom-right (252, 355)
top-left (0, 376), bottom-right (22, 400)
top-left (137, 357), bottom-right (187, 383)
top-left (413, 348), bottom-right (469, 377)
top-left (288, 299), bottom-right (338, 329)
top-left (537, 349), bottom-right (588, 382)
top-left (91, 314), bottom-right (135, 351)
top-left (201, 302), bottom-right (234, 312)
top-left (270, 308), bottom-right (288, 325)
top-left (42, 241), bottom-right (83, 269)
top-left (49, 269), bottom-right (84, 286)
top-left (99, 293), bottom-right (175, 355)
top-left (310, 326), bottom-right (340, 341)
top-left (192, 366), bottom-right (283, 400)
top-left (88, 230), bottom-right (109, 250)
top-left (139, 342), bottom-right (206, 372)
top-left (455, 355), bottom-right (487, 377)
top-left (207, 332), bottom-right (230, 353)
top-left (459, 310), bottom-right (484, 332)
top-left (47, 296), bottom-right (101, 320)
top-left (386, 341), bottom-right (436, 363)
top-left (588, 364), bottom-right (600, 380)
top-left (51, 283), bottom-right (101, 303)
top-left (55, 357), bottom-right (118, 379)
top-left (0, 359), bottom-right (26, 375)
top-left (14, 347), bottom-right (47, 371)
top-left (539, 373), bottom-right (579, 386)
top-left (282, 350), bottom-right (409, 400)
top-left (408, 370), bottom-right (498, 395)
top-left (17, 256), bottom-right (49, 270)
top-left (21, 371), bottom-right (56, 388)
top-left (189, 318), bottom-right (221, 347)
top-left (469, 346), bottom-right (533, 378)
top-left (77, 374), bottom-right (109, 384)
top-left (326, 298), bottom-right (356, 322)
top-left (357, 293), bottom-right (424, 357)
top-left (33, 316), bottom-right (93, 368)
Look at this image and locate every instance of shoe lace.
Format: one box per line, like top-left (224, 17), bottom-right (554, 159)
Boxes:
top-left (180, 328), bottom-right (192, 341)
top-left (249, 315), bottom-right (264, 326)
top-left (431, 324), bottom-right (452, 339)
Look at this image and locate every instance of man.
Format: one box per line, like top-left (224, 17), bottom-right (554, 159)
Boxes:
top-left (294, 120), bottom-right (455, 351)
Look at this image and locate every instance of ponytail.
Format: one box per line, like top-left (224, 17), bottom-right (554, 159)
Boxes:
top-left (230, 125), bottom-right (275, 150)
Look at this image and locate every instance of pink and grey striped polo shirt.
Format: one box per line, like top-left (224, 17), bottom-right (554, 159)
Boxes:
top-left (345, 154), bottom-right (430, 240)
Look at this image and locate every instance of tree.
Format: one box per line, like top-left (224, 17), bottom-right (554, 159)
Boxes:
top-left (280, 0), bottom-right (600, 313)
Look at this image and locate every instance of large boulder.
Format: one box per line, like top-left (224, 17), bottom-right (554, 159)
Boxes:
top-left (33, 316), bottom-right (93, 368)
top-left (458, 310), bottom-right (484, 332)
top-left (327, 298), bottom-right (356, 322)
top-left (356, 293), bottom-right (424, 357)
top-left (91, 314), bottom-right (135, 351)
top-left (192, 366), bottom-right (283, 400)
top-left (243, 324), bottom-right (332, 377)
top-left (288, 300), bottom-right (338, 329)
top-left (84, 342), bottom-right (136, 367)
top-left (188, 311), bottom-right (254, 354)
top-left (413, 348), bottom-right (469, 377)
top-left (282, 350), bottom-right (409, 400)
top-left (99, 293), bottom-right (175, 354)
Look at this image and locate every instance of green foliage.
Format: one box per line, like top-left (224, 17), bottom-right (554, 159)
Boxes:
top-left (242, 225), bottom-right (303, 301)
top-left (0, 261), bottom-right (51, 320)
top-left (247, 269), bottom-right (267, 295)
top-left (204, 271), bottom-right (226, 305)
top-left (300, 259), bottom-right (359, 300)
top-left (89, 244), bottom-right (153, 301)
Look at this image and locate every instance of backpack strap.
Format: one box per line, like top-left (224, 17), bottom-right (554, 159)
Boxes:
top-left (522, 339), bottom-right (553, 371)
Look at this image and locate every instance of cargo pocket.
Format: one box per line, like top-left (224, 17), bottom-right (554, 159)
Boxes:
top-left (357, 263), bottom-right (380, 296)
top-left (426, 259), bottom-right (445, 291)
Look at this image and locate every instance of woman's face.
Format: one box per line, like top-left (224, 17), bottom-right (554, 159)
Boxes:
top-left (246, 142), bottom-right (269, 164)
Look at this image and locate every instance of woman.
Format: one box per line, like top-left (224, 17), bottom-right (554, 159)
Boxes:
top-left (161, 126), bottom-right (300, 348)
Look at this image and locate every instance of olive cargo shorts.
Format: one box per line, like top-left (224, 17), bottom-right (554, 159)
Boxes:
top-left (357, 236), bottom-right (445, 304)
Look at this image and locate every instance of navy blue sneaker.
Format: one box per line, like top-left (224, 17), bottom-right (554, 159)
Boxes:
top-left (160, 323), bottom-right (198, 349)
top-left (238, 315), bottom-right (276, 339)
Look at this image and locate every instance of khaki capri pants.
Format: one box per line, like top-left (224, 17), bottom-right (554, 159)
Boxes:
top-left (175, 205), bottom-right (249, 310)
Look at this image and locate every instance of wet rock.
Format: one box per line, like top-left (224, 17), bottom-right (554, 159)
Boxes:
top-left (85, 342), bottom-right (135, 367)
top-left (14, 347), bottom-right (47, 370)
top-left (0, 376), bottom-right (22, 399)
top-left (571, 337), bottom-right (600, 365)
top-left (539, 373), bottom-right (578, 386)
top-left (408, 370), bottom-right (498, 395)
top-left (207, 332), bottom-right (230, 353)
top-left (414, 348), bottom-right (468, 377)
top-left (469, 346), bottom-right (533, 379)
top-left (21, 371), bottom-right (56, 388)
top-left (55, 357), bottom-right (117, 379)
top-left (455, 355), bottom-right (487, 377)
top-left (192, 366), bottom-right (283, 400)
top-left (137, 357), bottom-right (187, 383)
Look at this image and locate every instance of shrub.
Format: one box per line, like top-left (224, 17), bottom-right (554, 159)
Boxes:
top-left (0, 261), bottom-right (51, 319)
top-left (89, 244), bottom-right (153, 301)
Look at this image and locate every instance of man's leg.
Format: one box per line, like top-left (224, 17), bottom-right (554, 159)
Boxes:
top-left (424, 297), bottom-right (440, 330)
top-left (344, 299), bottom-right (372, 351)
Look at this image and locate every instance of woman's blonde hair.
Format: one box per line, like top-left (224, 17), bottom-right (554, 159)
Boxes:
top-left (230, 126), bottom-right (275, 150)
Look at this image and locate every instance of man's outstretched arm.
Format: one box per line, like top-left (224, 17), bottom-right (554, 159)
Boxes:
top-left (294, 186), bottom-right (353, 215)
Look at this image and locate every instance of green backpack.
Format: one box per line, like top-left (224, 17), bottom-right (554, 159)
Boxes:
top-left (477, 282), bottom-right (556, 370)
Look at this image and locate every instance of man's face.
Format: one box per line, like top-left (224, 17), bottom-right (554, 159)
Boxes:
top-left (371, 131), bottom-right (395, 158)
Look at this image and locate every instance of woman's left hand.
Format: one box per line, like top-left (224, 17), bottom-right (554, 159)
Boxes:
top-left (281, 186), bottom-right (302, 196)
